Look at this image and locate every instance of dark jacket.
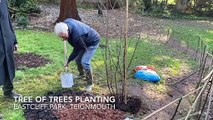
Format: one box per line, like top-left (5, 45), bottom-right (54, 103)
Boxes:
top-left (0, 0), bottom-right (17, 85)
top-left (64, 18), bottom-right (100, 63)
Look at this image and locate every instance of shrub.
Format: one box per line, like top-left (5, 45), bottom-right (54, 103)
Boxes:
top-left (16, 15), bottom-right (30, 28)
top-left (8, 0), bottom-right (41, 27)
top-left (8, 0), bottom-right (41, 14)
top-left (129, 0), bottom-right (145, 14)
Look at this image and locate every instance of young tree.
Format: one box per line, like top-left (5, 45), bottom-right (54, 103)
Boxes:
top-left (56, 0), bottom-right (81, 22)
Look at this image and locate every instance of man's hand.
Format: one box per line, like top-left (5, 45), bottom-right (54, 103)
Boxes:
top-left (64, 62), bottom-right (69, 72)
top-left (64, 62), bottom-right (69, 67)
top-left (14, 44), bottom-right (18, 52)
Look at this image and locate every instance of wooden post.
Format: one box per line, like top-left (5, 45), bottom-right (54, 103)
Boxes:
top-left (123, 0), bottom-right (129, 104)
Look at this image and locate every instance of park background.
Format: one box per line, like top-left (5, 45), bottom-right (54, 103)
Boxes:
top-left (0, 0), bottom-right (213, 119)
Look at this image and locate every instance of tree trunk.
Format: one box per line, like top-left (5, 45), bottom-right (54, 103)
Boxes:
top-left (144, 0), bottom-right (152, 11)
top-left (108, 0), bottom-right (121, 9)
top-left (56, 0), bottom-right (81, 22)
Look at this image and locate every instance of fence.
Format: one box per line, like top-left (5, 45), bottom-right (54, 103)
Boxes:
top-left (142, 29), bottom-right (213, 120)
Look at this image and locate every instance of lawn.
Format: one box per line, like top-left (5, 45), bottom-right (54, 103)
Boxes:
top-left (168, 24), bottom-right (213, 52)
top-left (0, 30), bottom-right (197, 120)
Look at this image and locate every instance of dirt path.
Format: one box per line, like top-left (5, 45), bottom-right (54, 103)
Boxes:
top-left (29, 4), bottom-right (213, 38)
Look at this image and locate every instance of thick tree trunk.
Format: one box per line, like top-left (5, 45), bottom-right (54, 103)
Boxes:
top-left (56, 0), bottom-right (81, 22)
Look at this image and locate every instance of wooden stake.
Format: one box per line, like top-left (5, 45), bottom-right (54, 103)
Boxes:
top-left (142, 86), bottom-right (203, 120)
top-left (205, 76), bottom-right (213, 120)
top-left (184, 76), bottom-right (211, 120)
top-left (177, 111), bottom-right (201, 120)
top-left (123, 0), bottom-right (129, 104)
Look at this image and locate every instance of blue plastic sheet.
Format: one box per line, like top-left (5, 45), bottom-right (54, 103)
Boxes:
top-left (134, 70), bottom-right (161, 82)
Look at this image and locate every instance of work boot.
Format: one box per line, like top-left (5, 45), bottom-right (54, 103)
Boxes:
top-left (85, 70), bottom-right (93, 91)
top-left (3, 91), bottom-right (22, 99)
top-left (76, 64), bottom-right (85, 79)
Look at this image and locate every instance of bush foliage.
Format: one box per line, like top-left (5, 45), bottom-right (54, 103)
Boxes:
top-left (129, 0), bottom-right (213, 18)
top-left (8, 0), bottom-right (41, 27)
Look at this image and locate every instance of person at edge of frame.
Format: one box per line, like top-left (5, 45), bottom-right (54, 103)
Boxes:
top-left (0, 0), bottom-right (22, 99)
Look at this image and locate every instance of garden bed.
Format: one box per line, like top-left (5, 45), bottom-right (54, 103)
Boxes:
top-left (14, 53), bottom-right (50, 70)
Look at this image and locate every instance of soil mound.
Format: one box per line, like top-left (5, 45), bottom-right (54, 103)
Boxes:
top-left (14, 53), bottom-right (50, 70)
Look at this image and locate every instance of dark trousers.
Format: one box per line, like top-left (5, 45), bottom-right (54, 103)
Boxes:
top-left (2, 61), bottom-right (13, 95)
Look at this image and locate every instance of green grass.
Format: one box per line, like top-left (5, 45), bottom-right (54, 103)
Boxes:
top-left (167, 25), bottom-right (213, 52)
top-left (2, 109), bottom-right (24, 120)
top-left (101, 37), bottom-right (197, 89)
top-left (0, 30), bottom-right (197, 119)
top-left (0, 30), bottom-right (67, 120)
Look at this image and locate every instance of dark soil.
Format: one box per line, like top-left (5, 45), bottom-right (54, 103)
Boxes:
top-left (24, 91), bottom-right (140, 120)
top-left (14, 53), bottom-right (50, 70)
top-left (24, 106), bottom-right (58, 120)
top-left (114, 95), bottom-right (142, 114)
top-left (56, 104), bottom-right (125, 120)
